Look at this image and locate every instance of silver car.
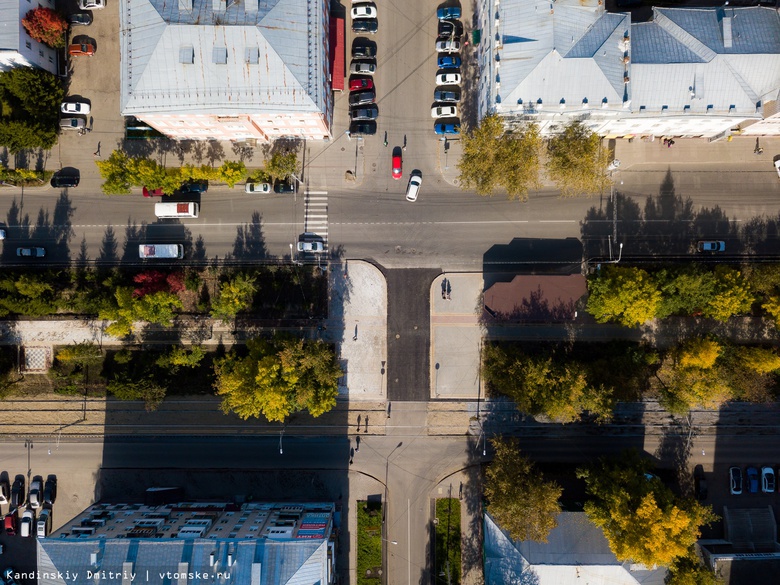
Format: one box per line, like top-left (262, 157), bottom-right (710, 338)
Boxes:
top-left (61, 101), bottom-right (91, 115)
top-left (60, 117), bottom-right (86, 130)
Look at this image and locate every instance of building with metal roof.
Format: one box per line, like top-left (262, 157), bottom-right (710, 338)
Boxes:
top-left (0, 0), bottom-right (59, 75)
top-left (33, 501), bottom-right (336, 585)
top-left (119, 0), bottom-right (333, 142)
top-left (475, 0), bottom-right (780, 138)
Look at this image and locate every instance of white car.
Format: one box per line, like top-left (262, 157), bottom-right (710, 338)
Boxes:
top-left (245, 182), bottom-right (272, 194)
top-left (435, 39), bottom-right (460, 53)
top-left (762, 466), bottom-right (775, 493)
top-left (405, 174), bottom-right (422, 202)
top-left (21, 510), bottom-right (34, 537)
top-left (60, 101), bottom-right (91, 115)
top-left (350, 61), bottom-right (376, 75)
top-left (431, 106), bottom-right (458, 118)
top-left (297, 241), bottom-right (324, 253)
top-left (775, 159), bottom-right (780, 179)
top-left (435, 73), bottom-right (461, 86)
top-left (78, 0), bottom-right (105, 9)
top-left (351, 3), bottom-right (377, 18)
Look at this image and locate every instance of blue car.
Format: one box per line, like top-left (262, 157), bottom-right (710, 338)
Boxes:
top-left (747, 467), bottom-right (759, 493)
top-left (434, 122), bottom-right (460, 135)
top-left (437, 6), bottom-right (461, 19)
top-left (437, 55), bottom-right (462, 69)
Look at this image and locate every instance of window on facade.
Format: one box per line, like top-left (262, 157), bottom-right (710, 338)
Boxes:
top-left (213, 47), bottom-right (228, 64)
top-left (245, 47), bottom-right (259, 64)
top-left (179, 47), bottom-right (194, 64)
top-left (25, 42), bottom-right (31, 49)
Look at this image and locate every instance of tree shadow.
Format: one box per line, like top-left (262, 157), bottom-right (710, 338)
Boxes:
top-left (231, 142), bottom-right (255, 163)
top-left (192, 235), bottom-right (207, 264)
top-left (653, 418), bottom-right (693, 497)
top-left (206, 141), bottom-right (225, 166)
top-left (230, 211), bottom-right (268, 261)
top-left (121, 220), bottom-right (148, 263)
top-left (99, 225), bottom-right (119, 264)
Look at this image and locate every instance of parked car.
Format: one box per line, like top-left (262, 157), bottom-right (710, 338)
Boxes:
top-left (142, 186), bottom-right (164, 197)
top-left (350, 61), bottom-right (376, 75)
top-left (352, 19), bottom-right (378, 34)
top-left (68, 42), bottom-right (95, 56)
top-left (761, 466), bottom-right (775, 493)
top-left (697, 240), bottom-right (725, 252)
top-left (16, 247), bottom-right (46, 258)
top-left (435, 39), bottom-right (460, 53)
top-left (179, 180), bottom-right (208, 193)
top-left (352, 41), bottom-right (376, 59)
top-left (405, 173), bottom-right (422, 202)
top-left (20, 510), bottom-right (33, 538)
top-left (245, 182), bottom-right (272, 194)
top-left (434, 122), bottom-right (460, 135)
top-left (78, 0), bottom-right (105, 9)
top-left (438, 19), bottom-right (463, 37)
top-left (774, 159), bottom-right (780, 178)
top-left (28, 476), bottom-right (43, 510)
top-left (11, 475), bottom-right (24, 507)
top-left (274, 180), bottom-right (295, 194)
top-left (351, 3), bottom-right (377, 19)
top-left (693, 466), bottom-right (708, 501)
top-left (747, 467), bottom-right (760, 493)
top-left (392, 149), bottom-right (402, 179)
top-left (69, 12), bottom-right (93, 26)
top-left (437, 55), bottom-right (461, 69)
top-left (51, 171), bottom-right (80, 188)
top-left (435, 73), bottom-right (461, 85)
top-left (3, 511), bottom-right (18, 536)
top-left (297, 240), bottom-right (324, 253)
top-left (349, 121), bottom-right (377, 136)
top-left (349, 90), bottom-right (376, 106)
top-left (729, 466), bottom-right (742, 495)
top-left (349, 77), bottom-right (373, 91)
top-left (431, 105), bottom-right (458, 118)
top-left (44, 475), bottom-right (57, 506)
top-left (36, 508), bottom-right (51, 539)
top-left (437, 6), bottom-right (461, 19)
top-left (351, 105), bottom-right (379, 121)
top-left (61, 101), bottom-right (91, 115)
top-left (434, 89), bottom-right (460, 103)
top-left (60, 117), bottom-right (86, 130)
top-left (0, 478), bottom-right (9, 505)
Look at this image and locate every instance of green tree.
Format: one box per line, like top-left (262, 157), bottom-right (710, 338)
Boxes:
top-left (657, 268), bottom-right (718, 318)
top-left (0, 67), bottom-right (65, 118)
top-left (666, 551), bottom-right (722, 585)
top-left (0, 120), bottom-right (57, 153)
top-left (107, 376), bottom-right (166, 412)
top-left (155, 346), bottom-right (205, 373)
top-left (56, 342), bottom-right (103, 368)
top-left (484, 437), bottom-right (562, 542)
top-left (264, 152), bottom-right (298, 182)
top-left (586, 266), bottom-right (661, 327)
top-left (701, 267), bottom-right (753, 321)
top-left (96, 151), bottom-right (133, 195)
top-left (99, 287), bottom-right (183, 337)
top-left (457, 114), bottom-right (542, 200)
top-left (545, 121), bottom-right (611, 197)
top-left (22, 8), bottom-right (68, 48)
top-left (210, 273), bottom-right (257, 323)
top-left (213, 335), bottom-right (342, 422)
top-left (578, 450), bottom-right (717, 567)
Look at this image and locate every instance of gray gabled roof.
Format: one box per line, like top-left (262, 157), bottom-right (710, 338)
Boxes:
top-left (0, 0), bottom-right (22, 52)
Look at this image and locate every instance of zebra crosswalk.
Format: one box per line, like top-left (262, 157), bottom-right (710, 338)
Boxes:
top-left (304, 190), bottom-right (328, 249)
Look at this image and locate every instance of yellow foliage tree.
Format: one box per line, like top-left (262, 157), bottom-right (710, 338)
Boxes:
top-left (736, 346), bottom-right (780, 374)
top-left (677, 338), bottom-right (721, 370)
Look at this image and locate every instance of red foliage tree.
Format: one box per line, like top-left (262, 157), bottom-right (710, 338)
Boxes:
top-left (22, 8), bottom-right (68, 49)
top-left (133, 270), bottom-right (185, 298)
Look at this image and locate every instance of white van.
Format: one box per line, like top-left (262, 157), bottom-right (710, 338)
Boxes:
top-left (139, 244), bottom-right (184, 259)
top-left (154, 202), bottom-right (199, 218)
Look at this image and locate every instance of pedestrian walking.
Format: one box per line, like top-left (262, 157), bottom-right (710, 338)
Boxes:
top-left (93, 141), bottom-right (101, 157)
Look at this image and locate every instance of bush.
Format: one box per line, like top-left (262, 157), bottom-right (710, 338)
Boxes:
top-left (22, 8), bottom-right (68, 49)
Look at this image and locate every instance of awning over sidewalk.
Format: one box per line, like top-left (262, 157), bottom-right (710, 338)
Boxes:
top-left (329, 17), bottom-right (345, 92)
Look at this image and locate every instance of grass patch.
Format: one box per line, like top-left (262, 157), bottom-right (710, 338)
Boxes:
top-left (435, 498), bottom-right (461, 585)
top-left (357, 500), bottom-right (383, 585)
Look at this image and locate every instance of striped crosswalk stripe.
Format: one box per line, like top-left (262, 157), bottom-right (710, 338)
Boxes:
top-left (304, 192), bottom-right (328, 249)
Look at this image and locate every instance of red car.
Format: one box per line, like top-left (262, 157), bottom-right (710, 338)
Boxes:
top-left (4, 511), bottom-right (18, 535)
top-left (392, 152), bottom-right (402, 179)
top-left (142, 186), bottom-right (164, 197)
top-left (349, 77), bottom-right (374, 91)
top-left (68, 43), bottom-right (95, 56)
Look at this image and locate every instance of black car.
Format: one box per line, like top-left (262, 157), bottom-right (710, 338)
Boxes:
top-left (10, 475), bottom-right (24, 508)
top-left (693, 466), bottom-right (708, 501)
top-left (434, 89), bottom-right (460, 103)
top-left (51, 172), bottom-right (80, 188)
top-left (438, 19), bottom-right (463, 38)
top-left (352, 40), bottom-right (377, 58)
top-left (351, 105), bottom-right (379, 121)
top-left (273, 180), bottom-right (295, 194)
top-left (44, 475), bottom-right (57, 506)
top-left (352, 19), bottom-right (378, 34)
top-left (349, 121), bottom-right (377, 136)
top-left (349, 89), bottom-right (376, 106)
top-left (69, 12), bottom-right (93, 26)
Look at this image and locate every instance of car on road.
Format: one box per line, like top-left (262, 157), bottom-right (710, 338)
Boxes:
top-left (16, 247), bottom-right (46, 258)
top-left (435, 39), bottom-right (460, 53)
top-left (438, 19), bottom-right (463, 37)
top-left (437, 55), bottom-right (461, 69)
top-left (60, 117), bottom-right (86, 130)
top-left (4, 511), bottom-right (17, 536)
top-left (28, 476), bottom-right (43, 510)
top-left (274, 180), bottom-right (295, 194)
top-left (435, 73), bottom-right (461, 85)
top-left (350, 61), bottom-right (376, 75)
top-left (44, 476), bottom-right (57, 505)
top-left (693, 466), bottom-right (708, 501)
top-left (729, 466), bottom-right (742, 495)
top-left (775, 159), bottom-right (780, 178)
top-left (0, 478), bottom-right (8, 505)
top-left (69, 12), bottom-right (93, 26)
top-left (245, 182), bottom-right (272, 194)
top-left (352, 19), bottom-right (378, 34)
top-left (61, 101), bottom-right (91, 115)
top-left (405, 173), bottom-right (422, 202)
top-left (51, 171), bottom-right (80, 188)
top-left (352, 41), bottom-right (376, 59)
top-left (78, 0), bottom-right (104, 8)
top-left (431, 105), bottom-right (457, 118)
top-left (697, 240), bottom-right (725, 252)
top-left (762, 466), bottom-right (775, 493)
top-left (434, 89), bottom-right (460, 102)
top-left (11, 475), bottom-right (25, 507)
top-left (349, 89), bottom-right (376, 106)
top-left (68, 42), bottom-right (95, 56)
top-left (297, 240), bottom-right (324, 253)
top-left (349, 77), bottom-right (373, 91)
top-left (437, 6), bottom-right (461, 19)
top-left (349, 121), bottom-right (377, 136)
top-left (142, 186), bottom-right (164, 197)
top-left (392, 150), bottom-right (402, 179)
top-left (434, 122), bottom-right (460, 135)
top-left (351, 3), bottom-right (377, 18)
top-left (351, 105), bottom-right (379, 121)
top-left (747, 466), bottom-right (759, 493)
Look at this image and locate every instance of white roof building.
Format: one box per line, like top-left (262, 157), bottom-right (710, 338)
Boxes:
top-left (475, 0), bottom-right (780, 138)
top-left (0, 0), bottom-right (59, 75)
top-left (120, 0), bottom-right (333, 142)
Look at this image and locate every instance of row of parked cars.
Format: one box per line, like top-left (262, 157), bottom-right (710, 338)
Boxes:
top-left (2, 474), bottom-right (57, 538)
top-left (729, 465), bottom-right (776, 495)
top-left (348, 1), bottom-right (380, 137)
top-left (432, 7), bottom-right (463, 136)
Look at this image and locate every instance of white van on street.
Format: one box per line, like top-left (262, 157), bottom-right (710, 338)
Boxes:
top-left (139, 244), bottom-right (184, 259)
top-left (154, 202), bottom-right (199, 218)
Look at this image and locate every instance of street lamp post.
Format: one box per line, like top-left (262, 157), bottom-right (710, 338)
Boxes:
top-left (279, 428), bottom-right (285, 455)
